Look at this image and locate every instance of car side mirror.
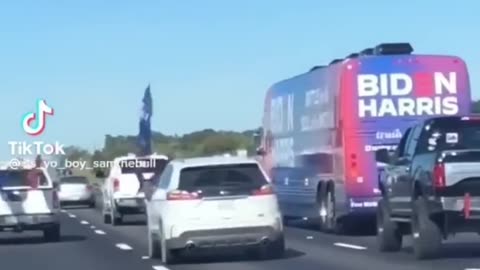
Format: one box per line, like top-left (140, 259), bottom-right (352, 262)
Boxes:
top-left (375, 149), bottom-right (392, 164)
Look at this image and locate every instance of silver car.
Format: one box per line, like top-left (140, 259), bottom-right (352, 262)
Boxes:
top-left (58, 176), bottom-right (96, 208)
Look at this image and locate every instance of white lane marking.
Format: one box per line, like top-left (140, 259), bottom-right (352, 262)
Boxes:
top-left (68, 214), bottom-right (76, 218)
top-left (80, 220), bottom-right (89, 225)
top-left (60, 209), bottom-right (67, 213)
top-left (90, 225), bottom-right (96, 229)
top-left (152, 266), bottom-right (169, 270)
top-left (141, 256), bottom-right (149, 260)
top-left (465, 268), bottom-right (480, 270)
top-left (116, 243), bottom-right (133, 250)
top-left (94, 230), bottom-right (106, 235)
top-left (306, 236), bottom-right (313, 239)
top-left (334, 242), bottom-right (367, 250)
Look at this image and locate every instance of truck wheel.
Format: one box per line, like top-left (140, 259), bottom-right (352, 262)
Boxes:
top-left (319, 186), bottom-right (337, 233)
top-left (43, 224), bottom-right (61, 242)
top-left (411, 198), bottom-right (442, 260)
top-left (112, 213), bottom-right (122, 226)
top-left (376, 198), bottom-right (402, 252)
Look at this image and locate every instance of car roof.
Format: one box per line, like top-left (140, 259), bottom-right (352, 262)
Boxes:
top-left (169, 156), bottom-right (259, 170)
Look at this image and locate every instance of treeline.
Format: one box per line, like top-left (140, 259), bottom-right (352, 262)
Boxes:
top-left (63, 128), bottom-right (260, 169)
top-left (63, 100), bottom-right (480, 172)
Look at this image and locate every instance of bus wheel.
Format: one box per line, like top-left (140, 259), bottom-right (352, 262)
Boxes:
top-left (319, 186), bottom-right (336, 233)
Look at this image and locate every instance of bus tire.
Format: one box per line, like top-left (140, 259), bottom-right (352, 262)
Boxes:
top-left (319, 183), bottom-right (337, 233)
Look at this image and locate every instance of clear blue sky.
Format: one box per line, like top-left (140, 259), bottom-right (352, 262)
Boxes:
top-left (0, 0), bottom-right (478, 158)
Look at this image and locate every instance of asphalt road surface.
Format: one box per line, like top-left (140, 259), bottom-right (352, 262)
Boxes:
top-left (4, 198), bottom-right (480, 270)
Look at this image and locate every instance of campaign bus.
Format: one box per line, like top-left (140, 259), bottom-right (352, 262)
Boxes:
top-left (255, 43), bottom-right (471, 232)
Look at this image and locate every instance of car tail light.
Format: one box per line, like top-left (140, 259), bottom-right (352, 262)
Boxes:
top-left (349, 153), bottom-right (359, 178)
top-left (252, 184), bottom-right (274, 196)
top-left (113, 178), bottom-right (120, 192)
top-left (167, 190), bottom-right (201, 200)
top-left (433, 163), bottom-right (445, 188)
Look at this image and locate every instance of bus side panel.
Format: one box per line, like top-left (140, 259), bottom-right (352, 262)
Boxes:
top-left (265, 67), bottom-right (343, 219)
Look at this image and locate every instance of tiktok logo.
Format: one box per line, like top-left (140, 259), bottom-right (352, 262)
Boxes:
top-left (21, 99), bottom-right (54, 136)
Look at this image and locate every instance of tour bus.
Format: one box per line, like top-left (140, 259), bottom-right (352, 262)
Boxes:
top-left (255, 43), bottom-right (471, 232)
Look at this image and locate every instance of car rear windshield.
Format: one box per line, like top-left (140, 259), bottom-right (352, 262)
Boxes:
top-left (0, 169), bottom-right (49, 188)
top-left (61, 176), bottom-right (88, 184)
top-left (178, 163), bottom-right (268, 193)
top-left (120, 158), bottom-right (168, 174)
top-left (420, 118), bottom-right (480, 152)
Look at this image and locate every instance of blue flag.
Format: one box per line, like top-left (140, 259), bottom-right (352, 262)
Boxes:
top-left (138, 84), bottom-right (153, 156)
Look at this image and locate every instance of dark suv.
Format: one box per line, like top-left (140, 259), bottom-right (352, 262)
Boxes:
top-left (375, 116), bottom-right (480, 259)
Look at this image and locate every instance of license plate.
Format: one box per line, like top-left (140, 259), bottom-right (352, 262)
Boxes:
top-left (217, 200), bottom-right (235, 211)
top-left (121, 199), bottom-right (137, 206)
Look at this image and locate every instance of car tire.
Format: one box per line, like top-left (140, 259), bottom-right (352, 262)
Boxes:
top-left (89, 200), bottom-right (96, 208)
top-left (43, 224), bottom-right (61, 242)
top-left (377, 198), bottom-right (402, 252)
top-left (411, 197), bottom-right (442, 260)
top-left (148, 231), bottom-right (162, 259)
top-left (103, 214), bottom-right (112, 224)
top-left (160, 225), bottom-right (178, 264)
top-left (259, 235), bottom-right (285, 260)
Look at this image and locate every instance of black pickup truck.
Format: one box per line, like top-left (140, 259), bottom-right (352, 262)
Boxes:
top-left (375, 115), bottom-right (480, 259)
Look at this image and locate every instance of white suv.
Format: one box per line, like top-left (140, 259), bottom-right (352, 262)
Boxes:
top-left (101, 154), bottom-right (169, 226)
top-left (0, 164), bottom-right (61, 241)
top-left (145, 156), bottom-right (285, 264)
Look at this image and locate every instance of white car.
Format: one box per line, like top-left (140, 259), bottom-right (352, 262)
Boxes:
top-left (58, 176), bottom-right (95, 208)
top-left (0, 164), bottom-right (61, 241)
top-left (101, 153), bottom-right (169, 225)
top-left (145, 156), bottom-right (285, 264)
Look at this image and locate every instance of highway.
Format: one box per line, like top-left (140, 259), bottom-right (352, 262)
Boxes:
top-left (3, 196), bottom-right (480, 270)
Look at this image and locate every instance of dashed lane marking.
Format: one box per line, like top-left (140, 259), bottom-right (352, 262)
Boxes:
top-left (333, 242), bottom-right (367, 250)
top-left (306, 236), bottom-right (313, 239)
top-left (90, 225), bottom-right (96, 229)
top-left (94, 230), bottom-right (106, 235)
top-left (152, 266), bottom-right (169, 270)
top-left (68, 214), bottom-right (76, 218)
top-left (60, 210), bottom-right (67, 213)
top-left (141, 256), bottom-right (149, 260)
top-left (80, 220), bottom-right (89, 225)
top-left (116, 243), bottom-right (133, 250)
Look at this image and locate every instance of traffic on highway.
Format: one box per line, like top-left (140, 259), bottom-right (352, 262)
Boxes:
top-left (2, 2), bottom-right (480, 270)
top-left (2, 41), bottom-right (480, 270)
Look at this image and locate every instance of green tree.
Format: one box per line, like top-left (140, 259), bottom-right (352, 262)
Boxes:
top-left (472, 100), bottom-right (480, 113)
